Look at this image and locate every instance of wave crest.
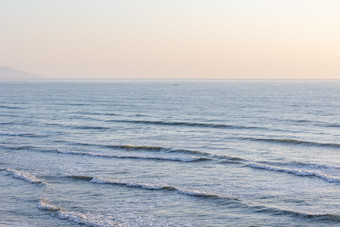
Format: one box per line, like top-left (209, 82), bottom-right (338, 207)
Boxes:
top-left (56, 150), bottom-right (209, 162)
top-left (247, 138), bottom-right (340, 148)
top-left (38, 198), bottom-right (121, 226)
top-left (248, 163), bottom-right (340, 183)
top-left (110, 119), bottom-right (262, 130)
top-left (54, 140), bottom-right (245, 163)
top-left (69, 176), bottom-right (238, 201)
top-left (5, 168), bottom-right (42, 184)
top-left (252, 204), bottom-right (340, 222)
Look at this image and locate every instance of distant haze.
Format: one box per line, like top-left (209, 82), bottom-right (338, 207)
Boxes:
top-left (0, 0), bottom-right (339, 79)
top-left (0, 66), bottom-right (40, 79)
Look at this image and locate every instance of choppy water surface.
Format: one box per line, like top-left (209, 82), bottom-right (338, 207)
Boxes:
top-left (0, 80), bottom-right (339, 226)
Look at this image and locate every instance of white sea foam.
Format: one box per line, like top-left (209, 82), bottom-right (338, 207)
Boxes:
top-left (38, 198), bottom-right (122, 227)
top-left (250, 203), bottom-right (340, 222)
top-left (38, 198), bottom-right (60, 211)
top-left (89, 177), bottom-right (117, 184)
top-left (56, 150), bottom-right (206, 162)
top-left (57, 210), bottom-right (120, 227)
top-left (6, 168), bottom-right (42, 184)
top-left (175, 188), bottom-right (238, 200)
top-left (176, 188), bottom-right (217, 197)
top-left (249, 163), bottom-right (340, 183)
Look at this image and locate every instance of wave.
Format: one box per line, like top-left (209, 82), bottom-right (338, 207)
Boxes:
top-left (0, 143), bottom-right (210, 163)
top-left (261, 160), bottom-right (340, 171)
top-left (0, 145), bottom-right (36, 151)
top-left (5, 168), bottom-right (42, 184)
top-left (38, 198), bottom-right (60, 211)
top-left (108, 146), bottom-right (244, 162)
top-left (76, 111), bottom-right (119, 116)
top-left (109, 119), bottom-right (263, 130)
top-left (0, 121), bottom-right (16, 125)
top-left (251, 204), bottom-right (340, 222)
top-left (287, 119), bottom-right (340, 129)
top-left (0, 131), bottom-right (47, 138)
top-left (211, 154), bottom-right (245, 162)
top-left (70, 125), bottom-right (110, 130)
top-left (248, 163), bottom-right (340, 183)
top-left (175, 188), bottom-right (237, 200)
top-left (69, 176), bottom-right (238, 201)
top-left (38, 198), bottom-right (120, 226)
top-left (105, 144), bottom-right (211, 156)
top-left (56, 150), bottom-right (209, 162)
top-left (89, 177), bottom-right (175, 190)
top-left (110, 145), bottom-right (243, 162)
top-left (293, 119), bottom-right (311, 123)
top-left (55, 103), bottom-right (88, 106)
top-left (0, 105), bottom-right (24, 109)
top-left (246, 137), bottom-right (340, 148)
top-left (46, 122), bottom-right (110, 130)
top-left (69, 175), bottom-right (94, 181)
top-left (55, 141), bottom-right (245, 163)
top-left (324, 123), bottom-right (340, 128)
top-left (59, 141), bottom-right (210, 156)
top-left (47, 176), bottom-right (340, 224)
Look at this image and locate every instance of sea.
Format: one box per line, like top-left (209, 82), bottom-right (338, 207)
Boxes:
top-left (0, 80), bottom-right (339, 226)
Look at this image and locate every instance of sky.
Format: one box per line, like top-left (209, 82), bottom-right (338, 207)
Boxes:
top-left (0, 0), bottom-right (339, 79)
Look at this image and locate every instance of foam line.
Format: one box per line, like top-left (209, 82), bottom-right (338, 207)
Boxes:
top-left (38, 198), bottom-right (120, 226)
top-left (5, 168), bottom-right (42, 184)
top-left (56, 150), bottom-right (209, 162)
top-left (248, 163), bottom-right (340, 183)
top-left (251, 204), bottom-right (340, 222)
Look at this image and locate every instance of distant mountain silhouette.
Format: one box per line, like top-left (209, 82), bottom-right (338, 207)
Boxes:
top-left (0, 66), bottom-right (41, 79)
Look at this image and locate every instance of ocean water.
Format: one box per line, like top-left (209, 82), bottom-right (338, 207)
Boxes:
top-left (0, 80), bottom-right (339, 226)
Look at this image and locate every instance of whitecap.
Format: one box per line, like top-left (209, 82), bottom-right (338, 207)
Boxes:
top-left (6, 168), bottom-right (42, 184)
top-left (38, 198), bottom-right (122, 227)
top-left (248, 163), bottom-right (340, 183)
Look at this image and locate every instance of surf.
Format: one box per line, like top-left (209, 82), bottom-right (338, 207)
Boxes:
top-left (2, 168), bottom-right (43, 184)
top-left (248, 163), bottom-right (340, 183)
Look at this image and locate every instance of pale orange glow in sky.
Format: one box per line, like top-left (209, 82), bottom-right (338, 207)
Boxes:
top-left (1, 0), bottom-right (339, 79)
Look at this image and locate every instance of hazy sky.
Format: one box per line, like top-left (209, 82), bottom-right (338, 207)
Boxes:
top-left (1, 0), bottom-right (339, 79)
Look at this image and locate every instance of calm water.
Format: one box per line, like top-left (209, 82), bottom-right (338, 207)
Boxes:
top-left (0, 80), bottom-right (339, 226)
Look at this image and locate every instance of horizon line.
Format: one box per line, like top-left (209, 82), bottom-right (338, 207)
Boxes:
top-left (1, 78), bottom-right (339, 81)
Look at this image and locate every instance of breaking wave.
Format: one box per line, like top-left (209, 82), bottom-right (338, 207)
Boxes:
top-left (38, 198), bottom-right (121, 226)
top-left (248, 163), bottom-right (340, 183)
top-left (260, 160), bottom-right (340, 171)
top-left (251, 204), bottom-right (340, 222)
top-left (55, 150), bottom-right (209, 162)
top-left (5, 168), bottom-right (42, 184)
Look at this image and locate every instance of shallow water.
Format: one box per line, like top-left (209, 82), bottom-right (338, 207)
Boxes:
top-left (0, 80), bottom-right (339, 226)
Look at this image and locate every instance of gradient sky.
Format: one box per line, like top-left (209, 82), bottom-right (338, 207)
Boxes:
top-left (1, 0), bottom-right (339, 79)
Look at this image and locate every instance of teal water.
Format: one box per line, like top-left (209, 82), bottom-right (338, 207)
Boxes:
top-left (0, 80), bottom-right (339, 226)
